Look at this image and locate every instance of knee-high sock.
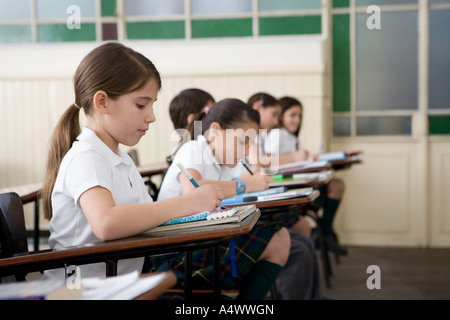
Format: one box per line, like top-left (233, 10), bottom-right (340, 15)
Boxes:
top-left (236, 260), bottom-right (282, 300)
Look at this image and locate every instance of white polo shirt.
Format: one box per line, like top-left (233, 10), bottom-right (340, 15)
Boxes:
top-left (157, 135), bottom-right (233, 200)
top-left (265, 128), bottom-right (299, 155)
top-left (44, 127), bottom-right (151, 280)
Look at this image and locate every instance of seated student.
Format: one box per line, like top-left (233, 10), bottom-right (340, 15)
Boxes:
top-left (167, 88), bottom-right (215, 163)
top-left (39, 42), bottom-right (224, 280)
top-left (266, 96), bottom-right (348, 256)
top-left (244, 92), bottom-right (322, 300)
top-left (165, 90), bottom-right (321, 299)
top-left (155, 98), bottom-right (290, 300)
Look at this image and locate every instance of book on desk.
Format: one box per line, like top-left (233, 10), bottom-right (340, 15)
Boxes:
top-left (147, 205), bottom-right (258, 233)
top-left (269, 171), bottom-right (333, 188)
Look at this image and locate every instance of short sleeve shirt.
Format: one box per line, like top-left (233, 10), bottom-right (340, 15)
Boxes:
top-left (45, 127), bottom-right (152, 280)
top-left (157, 135), bottom-right (233, 200)
top-left (265, 128), bottom-right (299, 155)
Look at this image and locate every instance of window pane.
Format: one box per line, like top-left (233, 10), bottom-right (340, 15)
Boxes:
top-left (127, 21), bottom-right (184, 39)
top-left (0, 0), bottom-right (30, 20)
top-left (429, 116), bottom-right (450, 135)
top-left (37, 0), bottom-right (95, 19)
top-left (333, 117), bottom-right (351, 137)
top-left (429, 9), bottom-right (450, 110)
top-left (192, 0), bottom-right (251, 15)
top-left (192, 18), bottom-right (252, 38)
top-left (356, 0), bottom-right (417, 6)
top-left (357, 116), bottom-right (411, 135)
top-left (102, 0), bottom-right (116, 17)
top-left (259, 0), bottom-right (321, 11)
top-left (37, 23), bottom-right (96, 42)
top-left (102, 23), bottom-right (117, 40)
top-left (333, 14), bottom-right (350, 112)
top-left (356, 11), bottom-right (418, 111)
top-left (0, 25), bottom-right (31, 43)
top-left (259, 16), bottom-right (321, 36)
top-left (125, 0), bottom-right (184, 17)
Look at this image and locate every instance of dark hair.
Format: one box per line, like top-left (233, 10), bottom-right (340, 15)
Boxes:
top-left (41, 42), bottom-right (161, 219)
top-left (189, 98), bottom-right (260, 139)
top-left (247, 92), bottom-right (279, 109)
top-left (169, 88), bottom-right (215, 130)
top-left (278, 96), bottom-right (303, 136)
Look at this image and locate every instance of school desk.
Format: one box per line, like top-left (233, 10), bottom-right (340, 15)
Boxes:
top-left (269, 171), bottom-right (334, 190)
top-left (0, 209), bottom-right (260, 300)
top-left (222, 190), bottom-right (319, 210)
top-left (328, 155), bottom-right (362, 171)
top-left (137, 163), bottom-right (169, 200)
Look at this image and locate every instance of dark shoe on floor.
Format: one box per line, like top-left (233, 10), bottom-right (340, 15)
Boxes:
top-left (324, 236), bottom-right (348, 256)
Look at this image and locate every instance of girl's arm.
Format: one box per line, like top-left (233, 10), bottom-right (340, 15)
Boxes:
top-left (179, 168), bottom-right (237, 198)
top-left (79, 184), bottom-right (224, 241)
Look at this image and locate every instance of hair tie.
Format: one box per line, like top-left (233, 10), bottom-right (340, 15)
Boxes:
top-left (74, 102), bottom-right (81, 110)
top-left (203, 106), bottom-right (210, 114)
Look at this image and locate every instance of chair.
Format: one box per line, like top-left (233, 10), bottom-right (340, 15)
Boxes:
top-left (0, 192), bottom-right (29, 282)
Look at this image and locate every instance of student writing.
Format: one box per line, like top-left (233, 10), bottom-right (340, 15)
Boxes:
top-left (40, 42), bottom-right (224, 280)
top-left (154, 98), bottom-right (290, 300)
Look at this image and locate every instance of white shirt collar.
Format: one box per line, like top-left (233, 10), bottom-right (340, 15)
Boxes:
top-left (77, 127), bottom-right (133, 167)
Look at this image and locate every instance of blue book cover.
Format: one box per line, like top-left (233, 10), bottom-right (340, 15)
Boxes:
top-left (221, 186), bottom-right (287, 206)
top-left (161, 207), bottom-right (231, 226)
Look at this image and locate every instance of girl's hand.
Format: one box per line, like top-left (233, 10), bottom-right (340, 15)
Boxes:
top-left (240, 171), bottom-right (274, 193)
top-left (185, 184), bottom-right (225, 213)
top-left (292, 149), bottom-right (310, 162)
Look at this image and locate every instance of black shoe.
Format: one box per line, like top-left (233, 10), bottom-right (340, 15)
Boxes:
top-left (324, 236), bottom-right (348, 256)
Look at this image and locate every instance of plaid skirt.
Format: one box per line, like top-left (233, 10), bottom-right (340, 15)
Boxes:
top-left (148, 220), bottom-right (283, 291)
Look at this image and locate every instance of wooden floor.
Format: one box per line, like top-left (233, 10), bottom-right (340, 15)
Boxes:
top-left (318, 246), bottom-right (450, 300)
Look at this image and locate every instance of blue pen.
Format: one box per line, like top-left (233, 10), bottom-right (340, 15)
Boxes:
top-left (176, 163), bottom-right (200, 188)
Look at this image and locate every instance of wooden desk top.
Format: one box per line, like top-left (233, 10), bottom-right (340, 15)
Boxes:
top-left (137, 163), bottom-right (168, 177)
top-left (329, 156), bottom-right (362, 170)
top-left (223, 190), bottom-right (319, 209)
top-left (0, 211), bottom-right (260, 276)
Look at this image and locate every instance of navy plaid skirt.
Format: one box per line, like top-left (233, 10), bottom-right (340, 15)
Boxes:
top-left (148, 220), bottom-right (283, 290)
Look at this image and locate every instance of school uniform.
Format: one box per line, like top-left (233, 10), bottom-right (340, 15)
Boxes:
top-left (253, 128), bottom-right (322, 299)
top-left (44, 127), bottom-right (150, 280)
top-left (152, 135), bottom-right (283, 290)
top-left (265, 127), bottom-right (298, 156)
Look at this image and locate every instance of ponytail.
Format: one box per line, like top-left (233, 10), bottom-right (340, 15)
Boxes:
top-left (41, 104), bottom-right (81, 219)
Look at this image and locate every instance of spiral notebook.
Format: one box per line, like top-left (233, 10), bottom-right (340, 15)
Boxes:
top-left (147, 205), bottom-right (257, 233)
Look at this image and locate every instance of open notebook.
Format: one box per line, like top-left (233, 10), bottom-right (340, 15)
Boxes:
top-left (147, 205), bottom-right (257, 233)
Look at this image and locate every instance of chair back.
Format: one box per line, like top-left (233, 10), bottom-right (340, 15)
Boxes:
top-left (0, 192), bottom-right (28, 258)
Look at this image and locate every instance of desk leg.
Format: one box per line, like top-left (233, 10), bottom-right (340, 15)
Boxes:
top-left (106, 259), bottom-right (118, 277)
top-left (213, 246), bottom-right (221, 299)
top-left (34, 200), bottom-right (40, 252)
top-left (184, 251), bottom-right (192, 300)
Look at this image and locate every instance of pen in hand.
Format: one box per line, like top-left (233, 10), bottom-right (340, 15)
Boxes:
top-left (176, 163), bottom-right (199, 188)
top-left (242, 158), bottom-right (254, 175)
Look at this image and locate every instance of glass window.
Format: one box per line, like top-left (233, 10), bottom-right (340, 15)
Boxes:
top-left (356, 116), bottom-right (411, 136)
top-left (356, 11), bottom-right (418, 111)
top-left (429, 116), bottom-right (450, 135)
top-left (259, 15), bottom-right (321, 36)
top-left (0, 25), bottom-right (32, 43)
top-left (0, 0), bottom-right (31, 20)
top-left (37, 23), bottom-right (96, 42)
top-left (36, 0), bottom-right (95, 19)
top-left (127, 21), bottom-right (184, 39)
top-left (258, 0), bottom-right (321, 11)
top-left (192, 18), bottom-right (252, 38)
top-left (192, 0), bottom-right (251, 15)
top-left (125, 0), bottom-right (184, 17)
top-left (429, 9), bottom-right (450, 110)
top-left (333, 117), bottom-right (351, 137)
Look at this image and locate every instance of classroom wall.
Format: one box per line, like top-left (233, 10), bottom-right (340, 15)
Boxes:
top-left (0, 36), bottom-right (326, 230)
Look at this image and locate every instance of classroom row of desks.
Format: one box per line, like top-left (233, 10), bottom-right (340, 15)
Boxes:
top-left (0, 154), bottom-right (361, 299)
